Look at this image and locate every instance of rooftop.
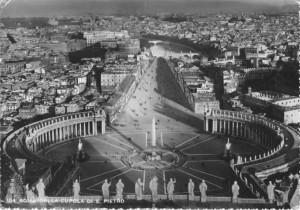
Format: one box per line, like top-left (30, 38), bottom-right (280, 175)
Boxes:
top-left (103, 92), bottom-right (123, 108)
top-left (118, 75), bottom-right (135, 94)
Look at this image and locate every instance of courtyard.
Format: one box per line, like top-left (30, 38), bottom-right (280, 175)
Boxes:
top-left (44, 57), bottom-right (264, 198)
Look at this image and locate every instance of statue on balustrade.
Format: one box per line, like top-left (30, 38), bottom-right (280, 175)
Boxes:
top-left (149, 176), bottom-right (158, 201)
top-left (102, 179), bottom-right (111, 199)
top-left (36, 179), bottom-right (45, 199)
top-left (232, 181), bottom-right (240, 202)
top-left (167, 178), bottom-right (176, 201)
top-left (25, 184), bottom-right (36, 199)
top-left (267, 181), bottom-right (275, 203)
top-left (135, 178), bottom-right (144, 200)
top-left (205, 108), bottom-right (212, 115)
top-left (199, 180), bottom-right (207, 203)
top-left (73, 179), bottom-right (80, 198)
top-left (116, 179), bottom-right (124, 199)
top-left (237, 156), bottom-right (242, 164)
top-left (5, 174), bottom-right (24, 201)
top-left (188, 179), bottom-right (195, 200)
top-left (230, 159), bottom-right (234, 167)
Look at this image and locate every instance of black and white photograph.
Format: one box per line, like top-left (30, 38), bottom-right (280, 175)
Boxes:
top-left (0, 0), bottom-right (300, 209)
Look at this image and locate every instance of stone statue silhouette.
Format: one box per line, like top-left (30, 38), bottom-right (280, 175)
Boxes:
top-left (73, 179), bottom-right (80, 198)
top-left (116, 179), bottom-right (124, 199)
top-left (135, 178), bottom-right (144, 200)
top-left (36, 179), bottom-right (45, 198)
top-left (267, 181), bottom-right (275, 203)
top-left (25, 184), bottom-right (36, 199)
top-left (102, 179), bottom-right (111, 198)
top-left (167, 178), bottom-right (176, 200)
top-left (199, 180), bottom-right (207, 202)
top-left (188, 179), bottom-right (195, 200)
top-left (232, 181), bottom-right (240, 199)
top-left (149, 176), bottom-right (158, 201)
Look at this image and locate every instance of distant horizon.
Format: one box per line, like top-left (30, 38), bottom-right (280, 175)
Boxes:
top-left (0, 0), bottom-right (297, 17)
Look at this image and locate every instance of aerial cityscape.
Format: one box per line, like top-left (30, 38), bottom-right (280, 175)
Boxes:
top-left (0, 0), bottom-right (300, 209)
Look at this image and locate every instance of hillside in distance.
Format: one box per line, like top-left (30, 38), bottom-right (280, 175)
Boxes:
top-left (1, 0), bottom-right (297, 17)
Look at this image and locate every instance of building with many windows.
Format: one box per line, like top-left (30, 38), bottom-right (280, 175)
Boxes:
top-left (243, 89), bottom-right (300, 124)
top-left (0, 59), bottom-right (26, 76)
top-left (19, 104), bottom-right (36, 119)
top-left (83, 31), bottom-right (130, 47)
top-left (194, 93), bottom-right (220, 114)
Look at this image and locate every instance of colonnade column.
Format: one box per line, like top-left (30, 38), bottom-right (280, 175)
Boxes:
top-left (70, 125), bottom-right (73, 138)
top-left (55, 129), bottom-right (58, 142)
top-left (44, 132), bottom-right (47, 146)
top-left (94, 121), bottom-right (97, 135)
top-left (212, 119), bottom-right (217, 133)
top-left (79, 123), bottom-right (82, 136)
top-left (241, 123), bottom-right (245, 138)
top-left (76, 123), bottom-right (80, 137)
top-left (65, 126), bottom-right (68, 139)
top-left (101, 120), bottom-right (105, 134)
top-left (205, 117), bottom-right (209, 132)
top-left (51, 130), bottom-right (55, 144)
top-left (83, 122), bottom-right (86, 136)
top-left (59, 127), bottom-right (62, 141)
top-left (220, 120), bottom-right (223, 133)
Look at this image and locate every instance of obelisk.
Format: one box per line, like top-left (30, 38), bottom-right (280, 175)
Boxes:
top-left (152, 117), bottom-right (156, 147)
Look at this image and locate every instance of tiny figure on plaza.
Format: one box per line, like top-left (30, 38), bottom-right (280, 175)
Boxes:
top-left (199, 180), bottom-right (207, 203)
top-left (135, 178), bottom-right (144, 200)
top-left (116, 179), bottom-right (124, 199)
top-left (73, 179), bottom-right (80, 198)
top-left (188, 179), bottom-right (195, 200)
top-left (167, 178), bottom-right (176, 201)
top-left (102, 179), bottom-right (111, 199)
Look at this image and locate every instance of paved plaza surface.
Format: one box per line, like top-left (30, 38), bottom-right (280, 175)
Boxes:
top-left (45, 58), bottom-right (264, 198)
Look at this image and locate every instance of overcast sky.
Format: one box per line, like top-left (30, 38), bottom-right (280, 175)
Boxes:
top-left (1, 0), bottom-right (297, 17)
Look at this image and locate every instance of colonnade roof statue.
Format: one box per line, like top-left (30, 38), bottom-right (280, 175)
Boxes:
top-left (188, 179), bottom-right (195, 197)
top-left (232, 181), bottom-right (240, 199)
top-left (167, 178), bottom-right (176, 200)
top-left (116, 179), bottom-right (124, 199)
top-left (135, 178), bottom-right (144, 200)
top-left (102, 179), bottom-right (111, 198)
top-left (36, 178), bottom-right (45, 199)
top-left (199, 180), bottom-right (208, 202)
top-left (149, 176), bottom-right (158, 201)
top-left (73, 179), bottom-right (80, 198)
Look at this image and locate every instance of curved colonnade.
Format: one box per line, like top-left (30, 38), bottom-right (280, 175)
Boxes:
top-left (4, 109), bottom-right (106, 161)
top-left (204, 109), bottom-right (286, 165)
top-left (204, 109), bottom-right (299, 199)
